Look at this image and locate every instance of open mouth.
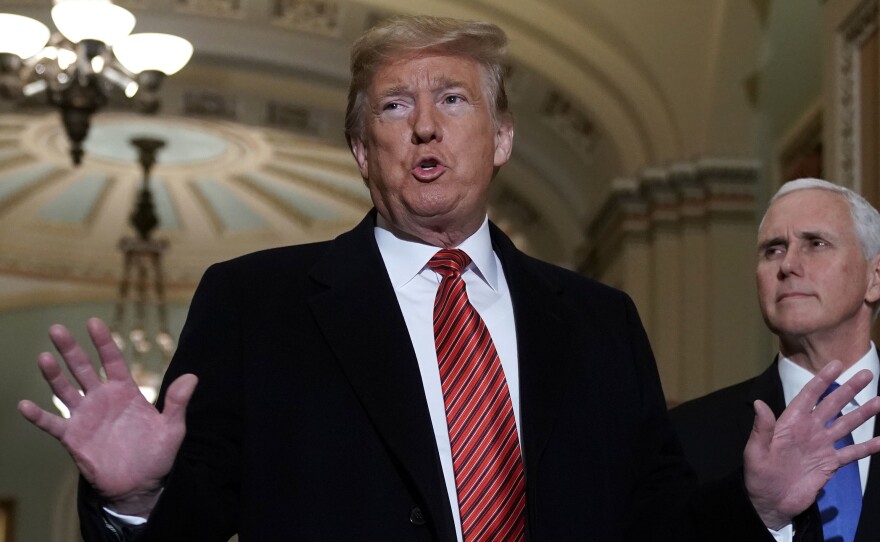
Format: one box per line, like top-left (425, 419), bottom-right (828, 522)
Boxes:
top-left (411, 157), bottom-right (445, 180)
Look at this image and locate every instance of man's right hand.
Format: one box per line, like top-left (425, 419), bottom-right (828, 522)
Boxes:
top-left (17, 317), bottom-right (197, 518)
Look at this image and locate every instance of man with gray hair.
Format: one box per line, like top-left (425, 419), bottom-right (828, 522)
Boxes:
top-left (671, 177), bottom-right (880, 542)
top-left (19, 16), bottom-right (880, 541)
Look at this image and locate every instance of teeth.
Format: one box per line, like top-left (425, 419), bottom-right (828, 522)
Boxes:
top-left (420, 162), bottom-right (436, 169)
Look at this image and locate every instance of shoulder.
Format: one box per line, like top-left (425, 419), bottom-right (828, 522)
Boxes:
top-left (213, 240), bottom-right (333, 275)
top-left (188, 240), bottom-right (337, 305)
top-left (669, 377), bottom-right (759, 427)
top-left (668, 376), bottom-right (766, 481)
top-left (503, 245), bottom-right (635, 307)
top-left (205, 213), bottom-right (377, 282)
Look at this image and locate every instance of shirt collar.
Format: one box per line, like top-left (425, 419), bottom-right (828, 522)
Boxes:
top-left (373, 214), bottom-right (499, 291)
top-left (778, 343), bottom-right (880, 407)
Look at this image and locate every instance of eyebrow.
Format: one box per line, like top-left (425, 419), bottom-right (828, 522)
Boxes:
top-left (757, 229), bottom-right (836, 250)
top-left (375, 77), bottom-right (470, 101)
top-left (757, 236), bottom-right (786, 251)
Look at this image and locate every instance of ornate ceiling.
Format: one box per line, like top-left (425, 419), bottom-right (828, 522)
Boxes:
top-left (0, 0), bottom-right (766, 304)
top-left (0, 112), bottom-right (372, 286)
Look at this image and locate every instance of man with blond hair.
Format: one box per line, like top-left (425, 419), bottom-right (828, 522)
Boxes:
top-left (20, 19), bottom-right (880, 542)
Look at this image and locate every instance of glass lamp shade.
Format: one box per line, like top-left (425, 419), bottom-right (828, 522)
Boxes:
top-left (51, 0), bottom-right (136, 45)
top-left (113, 33), bottom-right (193, 75)
top-left (0, 14), bottom-right (51, 59)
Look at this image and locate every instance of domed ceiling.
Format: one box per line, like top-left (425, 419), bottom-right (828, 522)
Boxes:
top-left (0, 0), bottom-right (766, 304)
top-left (0, 112), bottom-right (373, 288)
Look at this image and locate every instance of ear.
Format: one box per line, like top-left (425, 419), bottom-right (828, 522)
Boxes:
top-left (350, 137), bottom-right (370, 180)
top-left (493, 118), bottom-right (514, 167)
top-left (865, 253), bottom-right (880, 304)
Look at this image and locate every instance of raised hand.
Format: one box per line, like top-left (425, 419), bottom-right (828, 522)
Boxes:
top-left (17, 317), bottom-right (197, 518)
top-left (744, 360), bottom-right (880, 530)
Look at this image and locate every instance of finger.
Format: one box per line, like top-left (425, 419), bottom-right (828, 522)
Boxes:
top-left (748, 400), bottom-right (777, 450)
top-left (788, 360), bottom-right (844, 414)
top-left (86, 317), bottom-right (136, 384)
top-left (161, 374), bottom-right (199, 425)
top-left (48, 323), bottom-right (103, 392)
top-left (36, 352), bottom-right (84, 410)
top-left (831, 395), bottom-right (880, 442)
top-left (836, 433), bottom-right (880, 467)
top-left (17, 399), bottom-right (66, 440)
top-left (814, 369), bottom-right (873, 422)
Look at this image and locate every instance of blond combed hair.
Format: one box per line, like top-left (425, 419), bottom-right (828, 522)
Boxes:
top-left (344, 15), bottom-right (511, 148)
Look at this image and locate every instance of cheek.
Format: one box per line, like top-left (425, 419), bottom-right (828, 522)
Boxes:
top-left (755, 269), bottom-right (774, 294)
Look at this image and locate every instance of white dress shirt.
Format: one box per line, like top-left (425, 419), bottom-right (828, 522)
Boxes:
top-left (769, 344), bottom-right (879, 541)
top-left (375, 215), bottom-right (520, 542)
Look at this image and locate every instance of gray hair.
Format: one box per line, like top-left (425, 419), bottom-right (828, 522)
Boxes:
top-left (763, 177), bottom-right (880, 319)
top-left (344, 15), bottom-right (512, 149)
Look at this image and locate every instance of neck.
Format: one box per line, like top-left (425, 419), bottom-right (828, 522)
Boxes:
top-left (376, 211), bottom-right (484, 248)
top-left (779, 334), bottom-right (871, 374)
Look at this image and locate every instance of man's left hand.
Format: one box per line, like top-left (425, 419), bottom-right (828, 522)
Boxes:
top-left (744, 360), bottom-right (880, 530)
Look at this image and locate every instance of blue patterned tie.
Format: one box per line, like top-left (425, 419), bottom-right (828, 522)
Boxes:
top-left (817, 382), bottom-right (862, 542)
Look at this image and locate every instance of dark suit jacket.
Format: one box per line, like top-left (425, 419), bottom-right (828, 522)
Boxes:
top-left (669, 361), bottom-right (880, 542)
top-left (79, 212), bottom-right (776, 541)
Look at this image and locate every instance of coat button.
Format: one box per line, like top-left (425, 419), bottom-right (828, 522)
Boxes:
top-left (409, 506), bottom-right (426, 526)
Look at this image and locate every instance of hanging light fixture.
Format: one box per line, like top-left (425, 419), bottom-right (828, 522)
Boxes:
top-left (109, 136), bottom-right (175, 404)
top-left (53, 135), bottom-right (174, 417)
top-left (0, 0), bottom-right (193, 165)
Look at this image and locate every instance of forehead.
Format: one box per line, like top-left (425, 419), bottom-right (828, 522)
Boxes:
top-left (759, 189), bottom-right (854, 237)
top-left (369, 54), bottom-right (486, 93)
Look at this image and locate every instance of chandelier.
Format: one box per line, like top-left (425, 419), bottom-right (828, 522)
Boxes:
top-left (109, 136), bottom-right (175, 404)
top-left (52, 136), bottom-right (174, 417)
top-left (0, 0), bottom-right (193, 165)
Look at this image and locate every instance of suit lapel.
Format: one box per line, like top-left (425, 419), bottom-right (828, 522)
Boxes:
top-left (306, 213), bottom-right (455, 541)
top-left (489, 225), bottom-right (575, 472)
top-left (855, 389), bottom-right (880, 542)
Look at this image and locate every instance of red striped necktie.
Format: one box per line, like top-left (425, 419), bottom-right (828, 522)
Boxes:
top-left (428, 248), bottom-right (526, 541)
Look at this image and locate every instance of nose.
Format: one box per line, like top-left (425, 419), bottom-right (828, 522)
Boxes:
top-left (411, 100), bottom-right (441, 144)
top-left (779, 249), bottom-right (803, 277)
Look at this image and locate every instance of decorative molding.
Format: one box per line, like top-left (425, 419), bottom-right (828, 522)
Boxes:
top-left (115, 0), bottom-right (150, 9)
top-left (174, 0), bottom-right (243, 19)
top-left (539, 90), bottom-right (598, 156)
top-left (183, 90), bottom-right (238, 120)
top-left (836, 0), bottom-right (878, 190)
top-left (271, 0), bottom-right (342, 37)
top-left (265, 101), bottom-right (313, 133)
top-left (581, 157), bottom-right (758, 276)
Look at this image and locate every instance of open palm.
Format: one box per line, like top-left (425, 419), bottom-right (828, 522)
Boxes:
top-left (18, 318), bottom-right (197, 517)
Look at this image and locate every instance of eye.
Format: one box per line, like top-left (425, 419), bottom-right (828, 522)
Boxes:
top-left (763, 246), bottom-right (784, 259)
top-left (383, 102), bottom-right (401, 111)
top-left (442, 95), bottom-right (465, 105)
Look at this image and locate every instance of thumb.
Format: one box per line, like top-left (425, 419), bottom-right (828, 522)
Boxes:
top-left (749, 399), bottom-right (777, 451)
top-left (162, 374), bottom-right (198, 424)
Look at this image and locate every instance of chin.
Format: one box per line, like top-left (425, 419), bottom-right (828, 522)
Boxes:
top-left (771, 319), bottom-right (822, 338)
